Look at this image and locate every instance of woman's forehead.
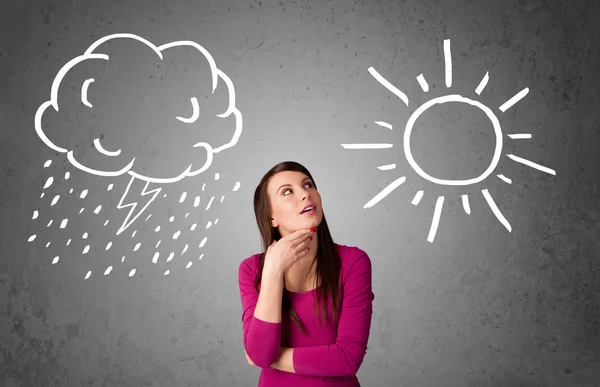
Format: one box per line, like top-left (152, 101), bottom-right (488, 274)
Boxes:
top-left (268, 171), bottom-right (310, 189)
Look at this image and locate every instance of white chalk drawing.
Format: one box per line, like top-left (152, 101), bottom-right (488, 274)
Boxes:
top-left (342, 38), bottom-right (556, 243)
top-left (30, 33), bottom-right (243, 278)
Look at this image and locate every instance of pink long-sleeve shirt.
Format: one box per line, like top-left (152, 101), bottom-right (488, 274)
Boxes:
top-left (238, 243), bottom-right (374, 387)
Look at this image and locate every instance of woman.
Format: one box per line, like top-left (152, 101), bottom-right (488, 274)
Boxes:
top-left (238, 161), bottom-right (374, 387)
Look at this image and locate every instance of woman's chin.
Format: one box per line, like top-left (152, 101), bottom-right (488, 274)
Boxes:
top-left (304, 219), bottom-right (321, 228)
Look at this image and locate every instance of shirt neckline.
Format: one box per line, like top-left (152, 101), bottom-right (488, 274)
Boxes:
top-left (284, 287), bottom-right (317, 295)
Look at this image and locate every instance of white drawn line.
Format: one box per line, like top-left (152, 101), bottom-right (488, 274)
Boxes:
top-left (461, 194), bottom-right (471, 214)
top-left (506, 154), bottom-right (556, 175)
top-left (213, 71), bottom-right (242, 153)
top-left (205, 196), bottom-right (215, 211)
top-left (67, 151), bottom-right (133, 176)
top-left (35, 54), bottom-right (109, 153)
top-left (364, 176), bottom-right (406, 209)
top-left (499, 87), bottom-right (529, 112)
top-left (341, 143), bottom-right (393, 149)
top-left (86, 33), bottom-right (164, 59)
top-left (128, 141), bottom-right (214, 183)
top-left (367, 66), bottom-right (409, 106)
top-left (427, 196), bottom-right (444, 243)
top-left (497, 174), bottom-right (512, 184)
top-left (377, 163), bottom-right (396, 170)
top-left (185, 142), bottom-right (214, 177)
top-left (404, 94), bottom-right (503, 186)
top-left (93, 138), bottom-right (121, 156)
top-left (176, 97), bottom-right (200, 123)
top-left (374, 121), bottom-right (393, 130)
top-left (158, 40), bottom-right (217, 92)
top-left (158, 41), bottom-right (240, 153)
top-left (116, 176), bottom-right (162, 236)
top-left (416, 74), bottom-right (429, 92)
top-left (81, 78), bottom-right (94, 107)
top-left (482, 189), bottom-right (511, 232)
top-left (507, 133), bottom-right (532, 139)
top-left (43, 176), bottom-right (53, 189)
top-left (50, 54), bottom-right (109, 113)
top-left (444, 39), bottom-right (452, 88)
top-left (411, 190), bottom-right (423, 205)
top-left (475, 71), bottom-right (489, 95)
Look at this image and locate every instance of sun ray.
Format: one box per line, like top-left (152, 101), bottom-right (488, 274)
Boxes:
top-left (427, 196), bottom-right (444, 243)
top-left (367, 66), bottom-right (409, 106)
top-left (481, 189), bottom-right (511, 232)
top-left (506, 154), bottom-right (556, 175)
top-left (374, 121), bottom-right (393, 130)
top-left (377, 163), bottom-right (396, 171)
top-left (475, 71), bottom-right (489, 95)
top-left (363, 176), bottom-right (406, 208)
top-left (461, 194), bottom-right (471, 214)
top-left (443, 39), bottom-right (452, 87)
top-left (497, 174), bottom-right (512, 184)
top-left (499, 87), bottom-right (529, 112)
top-left (341, 143), bottom-right (393, 149)
top-left (507, 133), bottom-right (532, 139)
top-left (416, 74), bottom-right (429, 92)
top-left (411, 190), bottom-right (424, 205)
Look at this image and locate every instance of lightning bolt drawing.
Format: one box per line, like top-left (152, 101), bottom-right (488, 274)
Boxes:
top-left (116, 175), bottom-right (162, 236)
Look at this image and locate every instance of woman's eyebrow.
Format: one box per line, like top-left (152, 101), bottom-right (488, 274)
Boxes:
top-left (277, 178), bottom-right (311, 192)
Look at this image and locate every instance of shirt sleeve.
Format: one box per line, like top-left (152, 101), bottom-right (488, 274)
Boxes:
top-left (293, 251), bottom-right (374, 376)
top-left (238, 258), bottom-right (282, 368)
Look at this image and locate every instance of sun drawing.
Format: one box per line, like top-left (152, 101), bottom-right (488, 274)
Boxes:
top-left (342, 39), bottom-right (556, 243)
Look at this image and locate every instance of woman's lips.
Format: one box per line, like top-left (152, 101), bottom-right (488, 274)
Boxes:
top-left (301, 208), bottom-right (316, 215)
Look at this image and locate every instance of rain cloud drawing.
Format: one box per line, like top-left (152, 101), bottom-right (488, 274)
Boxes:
top-left (342, 38), bottom-right (556, 243)
top-left (30, 33), bottom-right (243, 278)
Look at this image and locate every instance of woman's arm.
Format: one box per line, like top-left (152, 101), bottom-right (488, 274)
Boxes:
top-left (270, 347), bottom-right (295, 372)
top-left (253, 268), bottom-right (284, 323)
top-left (238, 259), bottom-right (285, 368)
top-left (271, 252), bottom-right (374, 376)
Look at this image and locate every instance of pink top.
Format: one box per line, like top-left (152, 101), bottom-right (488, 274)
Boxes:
top-left (238, 243), bottom-right (374, 387)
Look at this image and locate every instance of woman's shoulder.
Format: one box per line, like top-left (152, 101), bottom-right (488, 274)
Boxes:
top-left (335, 243), bottom-right (372, 288)
top-left (335, 243), bottom-right (371, 268)
top-left (238, 252), bottom-right (262, 274)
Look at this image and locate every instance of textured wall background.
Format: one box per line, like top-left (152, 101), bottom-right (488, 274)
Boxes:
top-left (1, 0), bottom-right (599, 386)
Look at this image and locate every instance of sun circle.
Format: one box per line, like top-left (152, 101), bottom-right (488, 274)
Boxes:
top-left (403, 94), bottom-right (503, 186)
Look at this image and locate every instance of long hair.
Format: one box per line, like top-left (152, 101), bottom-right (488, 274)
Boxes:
top-left (253, 161), bottom-right (342, 333)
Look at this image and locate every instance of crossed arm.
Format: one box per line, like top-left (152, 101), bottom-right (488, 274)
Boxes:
top-left (238, 251), bottom-right (374, 376)
top-left (244, 346), bottom-right (294, 373)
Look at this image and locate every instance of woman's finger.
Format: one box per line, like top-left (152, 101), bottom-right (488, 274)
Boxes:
top-left (295, 236), bottom-right (312, 251)
top-left (291, 233), bottom-right (313, 249)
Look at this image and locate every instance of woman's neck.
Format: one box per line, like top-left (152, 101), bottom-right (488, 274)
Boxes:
top-left (283, 252), bottom-right (318, 292)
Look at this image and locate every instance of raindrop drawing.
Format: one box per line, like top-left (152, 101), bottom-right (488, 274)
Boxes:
top-left (342, 38), bottom-right (556, 243)
top-left (30, 33), bottom-right (244, 277)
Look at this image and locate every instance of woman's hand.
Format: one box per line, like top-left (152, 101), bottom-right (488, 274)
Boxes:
top-left (244, 349), bottom-right (255, 366)
top-left (263, 228), bottom-right (316, 276)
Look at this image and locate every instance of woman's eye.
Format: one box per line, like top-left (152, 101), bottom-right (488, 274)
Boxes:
top-left (283, 183), bottom-right (312, 195)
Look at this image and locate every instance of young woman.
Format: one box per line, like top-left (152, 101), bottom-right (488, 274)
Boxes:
top-left (238, 161), bottom-right (374, 386)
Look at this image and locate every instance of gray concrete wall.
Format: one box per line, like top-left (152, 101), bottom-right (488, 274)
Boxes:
top-left (1, 0), bottom-right (599, 386)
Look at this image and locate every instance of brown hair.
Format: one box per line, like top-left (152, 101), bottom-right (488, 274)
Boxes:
top-left (253, 161), bottom-right (342, 333)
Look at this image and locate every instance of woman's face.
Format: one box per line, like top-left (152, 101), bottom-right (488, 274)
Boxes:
top-left (267, 170), bottom-right (323, 237)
